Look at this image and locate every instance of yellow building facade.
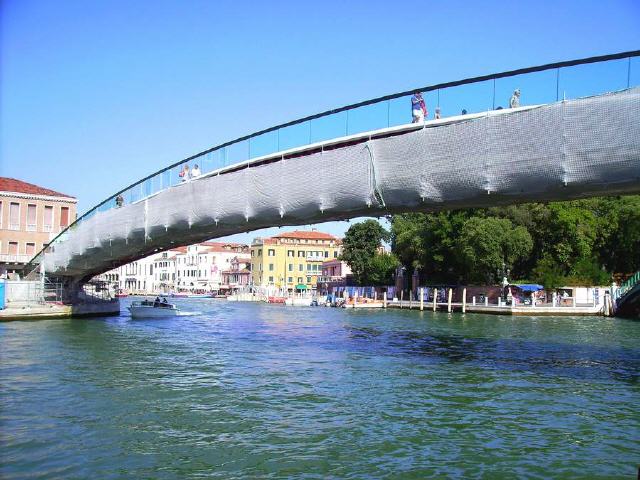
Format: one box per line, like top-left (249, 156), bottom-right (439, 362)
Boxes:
top-left (250, 230), bottom-right (340, 291)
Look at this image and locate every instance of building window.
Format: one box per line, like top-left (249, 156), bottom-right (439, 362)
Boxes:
top-left (307, 276), bottom-right (312, 283)
top-left (258, 249), bottom-right (262, 256)
top-left (287, 250), bottom-right (294, 257)
top-left (288, 263), bottom-right (293, 272)
top-left (288, 277), bottom-right (293, 283)
top-left (268, 276), bottom-right (274, 283)
top-left (268, 249), bottom-right (275, 257)
top-left (269, 263), bottom-right (274, 271)
top-left (0, 201), bottom-right (2, 228)
top-left (60, 207), bottom-right (70, 228)
top-left (43, 205), bottom-right (53, 232)
top-left (9, 202), bottom-right (20, 230)
top-left (334, 251), bottom-right (338, 258)
top-left (324, 251), bottom-right (329, 258)
top-left (8, 241), bottom-right (18, 255)
top-left (25, 243), bottom-right (36, 256)
top-left (299, 264), bottom-right (303, 272)
top-left (297, 251), bottom-right (305, 257)
top-left (307, 264), bottom-right (312, 271)
top-left (26, 204), bottom-right (37, 231)
top-left (297, 277), bottom-right (303, 284)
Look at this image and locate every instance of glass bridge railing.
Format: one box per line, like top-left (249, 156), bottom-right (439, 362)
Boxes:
top-left (27, 50), bottom-right (640, 274)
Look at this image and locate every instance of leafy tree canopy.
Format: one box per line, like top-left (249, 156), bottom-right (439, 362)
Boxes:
top-left (341, 219), bottom-right (391, 285)
top-left (390, 195), bottom-right (638, 286)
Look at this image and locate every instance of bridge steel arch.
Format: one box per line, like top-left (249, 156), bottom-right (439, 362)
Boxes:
top-left (41, 88), bottom-right (640, 281)
top-left (24, 50), bottom-right (640, 282)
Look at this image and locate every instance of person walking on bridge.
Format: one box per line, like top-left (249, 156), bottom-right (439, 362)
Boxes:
top-left (411, 92), bottom-right (427, 123)
top-left (510, 88), bottom-right (521, 108)
top-left (179, 164), bottom-right (190, 182)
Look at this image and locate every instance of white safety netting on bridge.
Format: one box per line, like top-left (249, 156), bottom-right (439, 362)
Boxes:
top-left (44, 88), bottom-right (640, 279)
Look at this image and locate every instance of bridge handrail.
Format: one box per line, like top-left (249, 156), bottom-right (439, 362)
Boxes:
top-left (614, 270), bottom-right (640, 301)
top-left (25, 49), bottom-right (640, 276)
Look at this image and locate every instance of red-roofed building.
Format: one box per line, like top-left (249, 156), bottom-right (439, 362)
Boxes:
top-left (1, 177), bottom-right (77, 276)
top-left (251, 229), bottom-right (341, 292)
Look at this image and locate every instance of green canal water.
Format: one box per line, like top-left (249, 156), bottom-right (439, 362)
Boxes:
top-left (1, 299), bottom-right (639, 479)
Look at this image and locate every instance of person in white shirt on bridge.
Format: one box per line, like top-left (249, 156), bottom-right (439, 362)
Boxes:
top-left (191, 164), bottom-right (201, 178)
top-left (510, 88), bottom-right (521, 108)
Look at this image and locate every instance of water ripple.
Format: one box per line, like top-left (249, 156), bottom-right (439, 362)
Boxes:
top-left (1, 300), bottom-right (639, 478)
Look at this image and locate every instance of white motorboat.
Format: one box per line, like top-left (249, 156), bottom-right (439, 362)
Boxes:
top-left (128, 299), bottom-right (180, 318)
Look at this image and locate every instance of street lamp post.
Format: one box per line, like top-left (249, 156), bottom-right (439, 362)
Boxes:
top-left (497, 262), bottom-right (510, 301)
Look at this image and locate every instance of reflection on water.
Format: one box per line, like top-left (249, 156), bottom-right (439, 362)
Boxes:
top-left (1, 300), bottom-right (639, 479)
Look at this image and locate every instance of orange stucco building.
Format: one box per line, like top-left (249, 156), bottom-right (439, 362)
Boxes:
top-left (0, 177), bottom-right (77, 275)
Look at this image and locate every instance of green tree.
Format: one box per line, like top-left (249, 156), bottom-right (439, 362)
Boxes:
top-left (390, 195), bottom-right (640, 286)
top-left (455, 217), bottom-right (533, 283)
top-left (596, 196), bottom-right (640, 273)
top-left (532, 254), bottom-right (566, 290)
top-left (566, 257), bottom-right (611, 286)
top-left (367, 253), bottom-right (400, 286)
top-left (391, 210), bottom-right (469, 282)
top-left (341, 220), bottom-right (390, 285)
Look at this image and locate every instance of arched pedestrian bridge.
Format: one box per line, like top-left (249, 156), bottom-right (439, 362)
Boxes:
top-left (27, 51), bottom-right (640, 282)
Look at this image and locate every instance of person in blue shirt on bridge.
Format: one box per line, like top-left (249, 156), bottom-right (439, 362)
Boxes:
top-left (411, 92), bottom-right (427, 123)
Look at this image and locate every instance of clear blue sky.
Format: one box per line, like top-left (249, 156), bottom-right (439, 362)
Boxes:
top-left (1, 0), bottom-right (639, 243)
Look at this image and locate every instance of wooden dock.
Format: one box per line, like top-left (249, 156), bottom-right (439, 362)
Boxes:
top-left (377, 288), bottom-right (608, 316)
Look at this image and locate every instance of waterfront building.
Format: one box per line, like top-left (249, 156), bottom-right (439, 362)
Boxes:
top-left (0, 177), bottom-right (77, 277)
top-left (318, 259), bottom-right (353, 293)
top-left (175, 242), bottom-right (249, 292)
top-left (250, 230), bottom-right (341, 292)
top-left (98, 241), bottom-right (249, 294)
top-left (221, 255), bottom-right (251, 294)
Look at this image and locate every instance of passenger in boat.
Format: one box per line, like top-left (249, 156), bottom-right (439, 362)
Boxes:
top-left (161, 298), bottom-right (169, 308)
top-left (510, 88), bottom-right (521, 108)
top-left (154, 296), bottom-right (161, 307)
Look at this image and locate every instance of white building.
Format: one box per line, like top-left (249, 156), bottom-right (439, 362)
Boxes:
top-left (98, 241), bottom-right (249, 294)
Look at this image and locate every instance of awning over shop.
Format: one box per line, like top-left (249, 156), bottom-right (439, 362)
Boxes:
top-left (513, 284), bottom-right (544, 292)
top-left (295, 284), bottom-right (307, 290)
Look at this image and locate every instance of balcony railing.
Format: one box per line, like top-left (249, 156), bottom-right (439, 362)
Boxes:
top-left (318, 275), bottom-right (345, 283)
top-left (1, 254), bottom-right (33, 263)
